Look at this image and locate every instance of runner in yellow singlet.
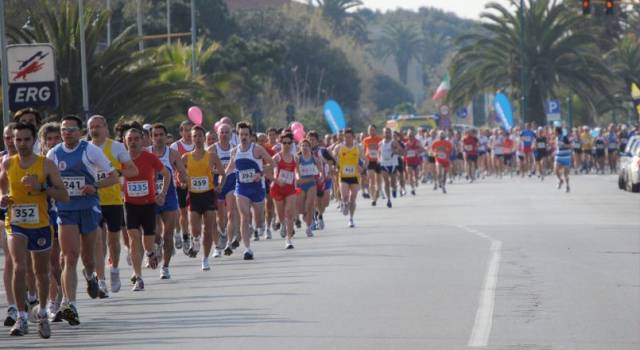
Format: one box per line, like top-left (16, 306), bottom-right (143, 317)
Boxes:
top-left (334, 128), bottom-right (366, 228)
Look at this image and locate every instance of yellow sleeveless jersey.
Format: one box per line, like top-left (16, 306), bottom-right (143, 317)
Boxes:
top-left (338, 145), bottom-right (360, 180)
top-left (97, 139), bottom-right (123, 205)
top-left (186, 151), bottom-right (214, 193)
top-left (6, 155), bottom-right (49, 229)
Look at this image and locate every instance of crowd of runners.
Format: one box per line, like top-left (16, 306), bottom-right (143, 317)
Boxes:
top-left (0, 107), bottom-right (638, 338)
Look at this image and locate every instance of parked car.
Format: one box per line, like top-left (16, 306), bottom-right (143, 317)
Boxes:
top-left (618, 135), bottom-right (640, 192)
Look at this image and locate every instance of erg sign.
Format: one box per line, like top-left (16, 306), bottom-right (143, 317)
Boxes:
top-left (7, 44), bottom-right (58, 110)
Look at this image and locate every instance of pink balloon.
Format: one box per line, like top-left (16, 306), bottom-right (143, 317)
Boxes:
top-left (188, 106), bottom-right (203, 125)
top-left (290, 122), bottom-right (305, 142)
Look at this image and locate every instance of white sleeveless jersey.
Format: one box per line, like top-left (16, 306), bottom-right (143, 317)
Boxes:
top-left (380, 140), bottom-right (398, 167)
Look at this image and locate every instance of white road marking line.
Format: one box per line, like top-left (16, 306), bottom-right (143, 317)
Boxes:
top-left (460, 225), bottom-right (503, 348)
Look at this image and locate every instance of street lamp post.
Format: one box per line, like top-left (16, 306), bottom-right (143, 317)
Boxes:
top-left (106, 0), bottom-right (111, 46)
top-left (167, 0), bottom-right (171, 45)
top-left (191, 0), bottom-right (196, 79)
top-left (0, 1), bottom-right (11, 126)
top-left (519, 0), bottom-right (527, 123)
top-left (78, 0), bottom-right (90, 119)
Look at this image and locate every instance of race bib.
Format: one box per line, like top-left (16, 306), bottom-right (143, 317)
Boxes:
top-left (537, 142), bottom-right (546, 148)
top-left (437, 151), bottom-right (447, 159)
top-left (523, 136), bottom-right (531, 143)
top-left (368, 149), bottom-right (378, 159)
top-left (127, 180), bottom-right (149, 197)
top-left (190, 176), bottom-right (210, 191)
top-left (11, 204), bottom-right (38, 225)
top-left (608, 143), bottom-right (617, 149)
top-left (407, 150), bottom-right (417, 157)
top-left (96, 171), bottom-right (108, 181)
top-left (239, 169), bottom-right (257, 184)
top-left (463, 145), bottom-right (473, 152)
top-left (155, 179), bottom-right (164, 193)
top-left (596, 144), bottom-right (604, 149)
top-left (62, 176), bottom-right (85, 196)
top-left (300, 163), bottom-right (318, 177)
top-left (382, 149), bottom-right (392, 161)
top-left (277, 170), bottom-right (295, 185)
top-left (343, 166), bottom-right (356, 176)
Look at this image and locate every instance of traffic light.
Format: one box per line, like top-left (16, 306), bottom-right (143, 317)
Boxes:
top-left (582, 0), bottom-right (590, 15)
top-left (605, 0), bottom-right (614, 15)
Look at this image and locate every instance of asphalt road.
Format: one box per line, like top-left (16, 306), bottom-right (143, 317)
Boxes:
top-left (0, 174), bottom-right (638, 349)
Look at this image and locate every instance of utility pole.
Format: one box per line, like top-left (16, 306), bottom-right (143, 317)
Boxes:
top-left (167, 0), bottom-right (171, 45)
top-left (519, 0), bottom-right (527, 123)
top-left (190, 0), bottom-right (196, 78)
top-left (79, 0), bottom-right (90, 119)
top-left (0, 0), bottom-right (11, 126)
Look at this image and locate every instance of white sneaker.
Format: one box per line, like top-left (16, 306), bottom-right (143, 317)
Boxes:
top-left (285, 239), bottom-right (294, 249)
top-left (265, 229), bottom-right (272, 240)
top-left (201, 258), bottom-right (211, 271)
top-left (306, 227), bottom-right (314, 237)
top-left (341, 202), bottom-right (349, 216)
top-left (212, 249), bottom-right (222, 258)
top-left (318, 218), bottom-right (325, 230)
top-left (98, 280), bottom-right (109, 299)
top-left (160, 266), bottom-right (171, 279)
top-left (348, 219), bottom-right (355, 228)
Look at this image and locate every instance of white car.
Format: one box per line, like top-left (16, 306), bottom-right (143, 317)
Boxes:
top-left (618, 135), bottom-right (640, 192)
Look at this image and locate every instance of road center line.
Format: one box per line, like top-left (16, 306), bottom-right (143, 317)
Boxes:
top-left (460, 226), bottom-right (503, 348)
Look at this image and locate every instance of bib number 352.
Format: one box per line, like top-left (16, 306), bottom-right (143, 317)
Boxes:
top-left (11, 204), bottom-right (38, 225)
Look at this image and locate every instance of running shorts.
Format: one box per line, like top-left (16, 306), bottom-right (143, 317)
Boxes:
top-left (188, 190), bottom-right (217, 214)
top-left (382, 166), bottom-right (398, 174)
top-left (340, 177), bottom-right (359, 185)
top-left (157, 187), bottom-right (179, 213)
top-left (125, 203), bottom-right (156, 236)
top-left (100, 205), bottom-right (124, 233)
top-left (176, 186), bottom-right (188, 209)
top-left (57, 206), bottom-right (102, 235)
top-left (217, 173), bottom-right (236, 200)
top-left (235, 186), bottom-right (266, 203)
top-left (367, 161), bottom-right (381, 174)
top-left (7, 225), bottom-right (52, 251)
top-left (534, 150), bottom-right (547, 161)
top-left (466, 155), bottom-right (478, 162)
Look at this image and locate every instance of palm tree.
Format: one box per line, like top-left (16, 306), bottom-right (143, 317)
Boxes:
top-left (373, 23), bottom-right (423, 85)
top-left (314, 0), bottom-right (366, 40)
top-left (9, 0), bottom-right (196, 124)
top-left (449, 0), bottom-right (612, 125)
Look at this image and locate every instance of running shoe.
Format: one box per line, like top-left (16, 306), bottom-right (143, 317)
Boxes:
top-left (411, 189), bottom-right (416, 196)
top-left (557, 179), bottom-right (564, 189)
top-left (60, 304), bottom-right (80, 326)
top-left (253, 229), bottom-right (260, 241)
top-left (341, 203), bottom-right (349, 216)
top-left (189, 238), bottom-right (201, 258)
top-left (202, 258), bottom-right (211, 271)
top-left (37, 311), bottom-right (50, 339)
top-left (265, 229), bottom-right (272, 240)
top-left (306, 227), bottom-right (314, 237)
top-left (212, 248), bottom-right (222, 258)
top-left (386, 200), bottom-right (392, 208)
top-left (130, 275), bottom-right (137, 285)
top-left (371, 200), bottom-right (376, 206)
top-left (155, 241), bottom-right (164, 263)
top-left (160, 266), bottom-right (171, 279)
top-left (48, 302), bottom-right (63, 323)
top-left (182, 238), bottom-right (191, 256)
top-left (230, 239), bottom-right (240, 249)
top-left (4, 306), bottom-right (17, 327)
top-left (348, 219), bottom-right (355, 228)
top-left (442, 186), bottom-right (447, 194)
top-left (110, 268), bottom-right (121, 293)
top-left (26, 299), bottom-right (38, 323)
top-left (285, 239), bottom-right (294, 249)
top-left (132, 278), bottom-right (145, 292)
top-left (318, 218), bottom-right (325, 230)
top-left (280, 225), bottom-right (286, 238)
top-left (224, 245), bottom-right (234, 256)
top-left (146, 251), bottom-right (159, 269)
top-left (295, 218), bottom-right (302, 228)
top-left (174, 232), bottom-right (183, 249)
top-left (98, 280), bottom-right (109, 299)
top-left (243, 250), bottom-right (254, 260)
top-left (9, 317), bottom-right (28, 336)
top-left (83, 269), bottom-right (100, 299)
top-left (566, 185), bottom-right (570, 193)
top-left (273, 222), bottom-right (281, 231)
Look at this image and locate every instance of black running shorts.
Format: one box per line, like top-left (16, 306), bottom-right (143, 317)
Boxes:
top-left (100, 205), bottom-right (124, 233)
top-left (188, 190), bottom-right (217, 214)
top-left (125, 203), bottom-right (156, 236)
top-left (176, 186), bottom-right (188, 209)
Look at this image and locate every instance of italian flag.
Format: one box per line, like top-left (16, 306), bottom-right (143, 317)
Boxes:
top-left (432, 73), bottom-right (450, 101)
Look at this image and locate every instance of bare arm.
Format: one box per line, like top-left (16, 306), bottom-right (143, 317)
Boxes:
top-left (209, 151), bottom-right (226, 188)
top-left (120, 160), bottom-right (139, 178)
top-left (255, 145), bottom-right (275, 181)
top-left (44, 159), bottom-right (70, 202)
top-left (171, 149), bottom-right (188, 185)
top-left (225, 148), bottom-right (237, 176)
top-left (0, 158), bottom-right (10, 207)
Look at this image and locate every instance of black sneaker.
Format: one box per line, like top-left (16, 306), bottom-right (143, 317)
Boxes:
top-left (130, 275), bottom-right (137, 285)
top-left (61, 304), bottom-right (80, 326)
top-left (224, 246), bottom-right (234, 256)
top-left (83, 269), bottom-right (99, 299)
top-left (243, 250), bottom-right (254, 260)
top-left (230, 239), bottom-right (240, 249)
top-left (52, 309), bottom-right (64, 323)
top-left (392, 190), bottom-right (397, 198)
top-left (4, 306), bottom-right (17, 327)
top-left (372, 200), bottom-right (376, 206)
top-left (295, 218), bottom-right (301, 228)
top-left (9, 317), bottom-right (28, 336)
top-left (386, 200), bottom-right (392, 208)
top-left (411, 189), bottom-right (416, 196)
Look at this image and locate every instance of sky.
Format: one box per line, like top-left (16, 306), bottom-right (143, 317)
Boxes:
top-left (356, 0), bottom-right (514, 20)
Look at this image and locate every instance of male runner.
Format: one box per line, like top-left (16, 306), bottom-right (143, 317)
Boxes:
top-left (520, 123), bottom-right (536, 176)
top-left (1, 123), bottom-right (17, 327)
top-left (150, 124), bottom-right (187, 279)
top-left (404, 130), bottom-right (423, 195)
top-left (225, 122), bottom-right (274, 260)
top-left (1, 123), bottom-right (68, 337)
top-left (183, 126), bottom-right (225, 270)
top-left (123, 127), bottom-right (169, 291)
top-left (432, 131), bottom-right (453, 194)
top-left (215, 125), bottom-right (241, 256)
top-left (170, 120), bottom-right (195, 254)
top-left (462, 129), bottom-right (479, 182)
top-left (362, 125), bottom-right (382, 206)
top-left (88, 115), bottom-right (138, 297)
top-left (379, 127), bottom-right (403, 208)
top-left (47, 115), bottom-right (118, 325)
top-left (334, 128), bottom-right (366, 227)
